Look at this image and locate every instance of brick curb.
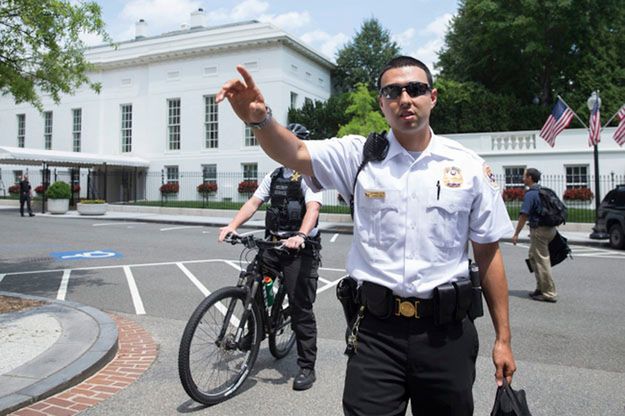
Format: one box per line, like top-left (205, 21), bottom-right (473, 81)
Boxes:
top-left (10, 315), bottom-right (158, 416)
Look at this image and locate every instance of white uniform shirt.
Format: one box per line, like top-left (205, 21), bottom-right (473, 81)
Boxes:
top-left (254, 167), bottom-right (323, 237)
top-left (305, 130), bottom-right (513, 298)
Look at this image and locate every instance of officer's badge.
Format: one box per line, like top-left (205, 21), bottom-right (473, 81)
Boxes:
top-left (442, 166), bottom-right (463, 188)
top-left (290, 171), bottom-right (301, 182)
top-left (483, 163), bottom-right (500, 190)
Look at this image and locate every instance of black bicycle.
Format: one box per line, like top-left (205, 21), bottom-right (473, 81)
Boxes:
top-left (178, 232), bottom-right (316, 405)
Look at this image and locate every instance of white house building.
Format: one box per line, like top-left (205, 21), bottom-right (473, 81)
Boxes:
top-left (1, 9), bottom-right (623, 205)
top-left (0, 12), bottom-right (334, 201)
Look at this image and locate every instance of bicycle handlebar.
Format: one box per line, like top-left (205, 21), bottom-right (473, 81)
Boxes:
top-left (224, 233), bottom-right (320, 251)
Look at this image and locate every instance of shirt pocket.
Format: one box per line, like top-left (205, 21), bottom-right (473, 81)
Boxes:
top-left (358, 189), bottom-right (402, 250)
top-left (426, 189), bottom-right (472, 249)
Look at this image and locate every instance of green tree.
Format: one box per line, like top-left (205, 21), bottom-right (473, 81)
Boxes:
top-left (333, 18), bottom-right (400, 92)
top-left (337, 83), bottom-right (388, 136)
top-left (437, 0), bottom-right (625, 127)
top-left (288, 93), bottom-right (351, 140)
top-left (0, 0), bottom-right (110, 111)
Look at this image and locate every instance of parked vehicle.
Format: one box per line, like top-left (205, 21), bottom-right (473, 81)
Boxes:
top-left (590, 185), bottom-right (625, 249)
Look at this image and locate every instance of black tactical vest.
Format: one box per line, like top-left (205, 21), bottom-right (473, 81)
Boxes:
top-left (265, 167), bottom-right (306, 233)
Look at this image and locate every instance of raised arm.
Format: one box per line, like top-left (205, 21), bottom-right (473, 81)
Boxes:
top-left (216, 65), bottom-right (313, 176)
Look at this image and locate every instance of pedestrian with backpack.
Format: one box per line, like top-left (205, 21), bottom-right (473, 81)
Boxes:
top-left (512, 168), bottom-right (558, 303)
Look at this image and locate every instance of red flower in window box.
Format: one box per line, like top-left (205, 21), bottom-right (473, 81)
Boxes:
top-left (238, 180), bottom-right (258, 194)
top-left (502, 187), bottom-right (525, 201)
top-left (35, 184), bottom-right (47, 194)
top-left (197, 182), bottom-right (218, 194)
top-left (563, 187), bottom-right (593, 201)
top-left (160, 182), bottom-right (179, 194)
top-left (8, 185), bottom-right (20, 194)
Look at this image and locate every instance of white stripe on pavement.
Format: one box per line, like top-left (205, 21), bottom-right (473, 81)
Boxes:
top-left (160, 226), bottom-right (202, 232)
top-left (56, 269), bottom-right (71, 300)
top-left (93, 222), bottom-right (142, 227)
top-left (177, 263), bottom-right (210, 297)
top-left (330, 233), bottom-right (339, 243)
top-left (123, 266), bottom-right (146, 315)
top-left (0, 274), bottom-right (5, 284)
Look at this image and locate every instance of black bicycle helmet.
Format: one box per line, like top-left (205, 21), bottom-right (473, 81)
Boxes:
top-left (287, 123), bottom-right (310, 140)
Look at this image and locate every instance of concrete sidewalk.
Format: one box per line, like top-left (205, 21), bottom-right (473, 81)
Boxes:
top-left (0, 292), bottom-right (118, 416)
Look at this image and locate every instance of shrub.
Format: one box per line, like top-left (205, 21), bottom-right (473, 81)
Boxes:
top-left (79, 199), bottom-right (106, 204)
top-left (160, 182), bottom-right (179, 194)
top-left (46, 181), bottom-right (71, 199)
top-left (8, 184), bottom-right (20, 194)
top-left (197, 182), bottom-right (218, 194)
top-left (238, 180), bottom-right (258, 194)
top-left (35, 184), bottom-right (47, 194)
top-left (502, 187), bottom-right (525, 202)
top-left (563, 187), bottom-right (593, 201)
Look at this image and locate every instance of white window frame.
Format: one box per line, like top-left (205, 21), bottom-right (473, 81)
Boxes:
top-left (121, 104), bottom-right (132, 153)
top-left (202, 164), bottom-right (217, 184)
top-left (165, 165), bottom-right (179, 184)
top-left (44, 111), bottom-right (53, 150)
top-left (72, 108), bottom-right (82, 152)
top-left (244, 126), bottom-right (257, 147)
top-left (565, 165), bottom-right (589, 189)
top-left (17, 114), bottom-right (25, 147)
top-left (242, 163), bottom-right (258, 181)
top-left (204, 95), bottom-right (218, 149)
top-left (167, 98), bottom-right (181, 151)
top-left (504, 166), bottom-right (525, 189)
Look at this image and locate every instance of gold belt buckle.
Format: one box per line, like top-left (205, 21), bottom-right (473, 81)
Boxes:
top-left (395, 299), bottom-right (420, 319)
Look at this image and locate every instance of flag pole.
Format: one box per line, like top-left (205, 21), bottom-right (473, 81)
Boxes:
top-left (557, 94), bottom-right (588, 128)
top-left (601, 109), bottom-right (620, 131)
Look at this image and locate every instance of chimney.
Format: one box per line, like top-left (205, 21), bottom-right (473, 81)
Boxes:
top-left (190, 8), bottom-right (205, 28)
top-left (135, 19), bottom-right (147, 39)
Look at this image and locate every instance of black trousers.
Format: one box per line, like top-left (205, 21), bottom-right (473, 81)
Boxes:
top-left (343, 312), bottom-right (479, 416)
top-left (262, 244), bottom-right (320, 370)
top-left (19, 194), bottom-right (33, 215)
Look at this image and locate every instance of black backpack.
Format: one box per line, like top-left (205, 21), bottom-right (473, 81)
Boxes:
top-left (537, 187), bottom-right (567, 226)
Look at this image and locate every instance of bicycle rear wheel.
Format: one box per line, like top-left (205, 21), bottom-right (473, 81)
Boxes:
top-left (268, 284), bottom-right (296, 359)
top-left (178, 286), bottom-right (262, 405)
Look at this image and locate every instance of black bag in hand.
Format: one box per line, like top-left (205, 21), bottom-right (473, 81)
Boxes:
top-left (490, 379), bottom-right (532, 416)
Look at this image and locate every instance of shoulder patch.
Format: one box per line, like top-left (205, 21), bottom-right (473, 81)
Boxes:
top-left (482, 163), bottom-right (500, 190)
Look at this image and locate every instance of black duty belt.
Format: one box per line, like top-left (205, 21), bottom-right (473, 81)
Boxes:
top-left (359, 281), bottom-right (434, 320)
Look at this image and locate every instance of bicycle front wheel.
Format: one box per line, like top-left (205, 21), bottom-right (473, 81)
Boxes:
top-left (268, 284), bottom-right (296, 359)
top-left (178, 286), bottom-right (262, 405)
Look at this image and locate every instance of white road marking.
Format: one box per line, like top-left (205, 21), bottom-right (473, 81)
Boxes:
top-left (177, 263), bottom-right (210, 297)
top-left (56, 269), bottom-right (71, 300)
top-left (160, 226), bottom-right (202, 232)
top-left (318, 277), bottom-right (332, 285)
top-left (316, 276), bottom-right (345, 294)
top-left (223, 260), bottom-right (244, 271)
top-left (123, 266), bottom-right (146, 315)
top-left (93, 222), bottom-right (141, 227)
top-left (330, 233), bottom-right (339, 243)
top-left (0, 274), bottom-right (5, 284)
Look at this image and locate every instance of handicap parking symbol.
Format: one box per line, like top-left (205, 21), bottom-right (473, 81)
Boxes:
top-left (50, 249), bottom-right (122, 261)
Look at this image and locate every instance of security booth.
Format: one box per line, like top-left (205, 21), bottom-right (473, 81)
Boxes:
top-left (0, 146), bottom-right (149, 212)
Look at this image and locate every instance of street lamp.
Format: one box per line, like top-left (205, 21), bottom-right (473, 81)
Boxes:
top-left (587, 91), bottom-right (601, 218)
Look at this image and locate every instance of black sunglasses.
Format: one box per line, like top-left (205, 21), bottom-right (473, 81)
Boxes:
top-left (379, 81), bottom-right (431, 99)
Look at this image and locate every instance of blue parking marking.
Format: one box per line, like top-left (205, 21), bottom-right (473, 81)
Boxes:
top-left (50, 249), bottom-right (123, 261)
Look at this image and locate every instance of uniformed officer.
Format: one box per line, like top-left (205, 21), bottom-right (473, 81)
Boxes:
top-left (218, 123), bottom-right (322, 391)
top-left (217, 56), bottom-right (516, 415)
top-left (19, 175), bottom-right (35, 217)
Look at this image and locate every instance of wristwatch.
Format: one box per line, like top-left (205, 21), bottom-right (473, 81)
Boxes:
top-left (246, 106), bottom-right (272, 130)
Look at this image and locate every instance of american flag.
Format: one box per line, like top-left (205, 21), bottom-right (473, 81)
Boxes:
top-left (588, 96), bottom-right (601, 146)
top-left (613, 105), bottom-right (625, 146)
top-left (539, 98), bottom-right (574, 147)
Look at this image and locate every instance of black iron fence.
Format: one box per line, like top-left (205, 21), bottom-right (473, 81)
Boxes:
top-left (2, 169), bottom-right (623, 223)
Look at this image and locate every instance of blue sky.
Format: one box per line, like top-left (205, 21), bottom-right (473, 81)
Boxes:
top-left (87, 0), bottom-right (459, 72)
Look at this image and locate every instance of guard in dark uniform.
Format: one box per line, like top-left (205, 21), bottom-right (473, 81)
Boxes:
top-left (19, 175), bottom-right (35, 217)
top-left (218, 123), bottom-right (322, 391)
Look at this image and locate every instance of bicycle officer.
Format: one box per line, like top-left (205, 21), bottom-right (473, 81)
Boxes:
top-left (218, 122), bottom-right (322, 391)
top-left (216, 56), bottom-right (516, 415)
